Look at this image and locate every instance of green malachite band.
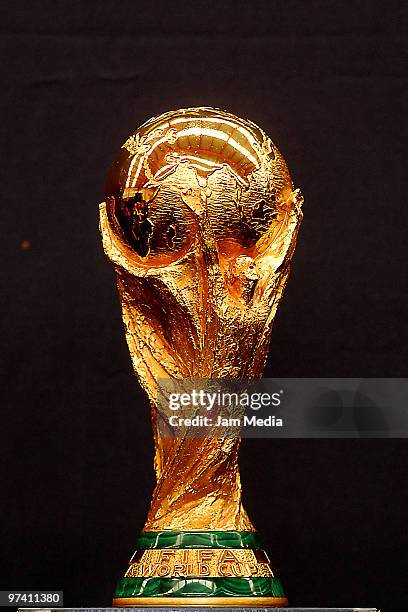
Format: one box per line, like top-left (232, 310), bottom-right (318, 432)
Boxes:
top-left (114, 576), bottom-right (285, 598)
top-left (120, 531), bottom-right (286, 600)
top-left (135, 530), bottom-right (262, 549)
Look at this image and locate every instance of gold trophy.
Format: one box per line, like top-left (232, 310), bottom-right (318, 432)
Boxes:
top-left (100, 107), bottom-right (303, 607)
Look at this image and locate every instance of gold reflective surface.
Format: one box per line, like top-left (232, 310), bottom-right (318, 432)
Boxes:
top-left (100, 107), bottom-right (303, 532)
top-left (112, 596), bottom-right (289, 607)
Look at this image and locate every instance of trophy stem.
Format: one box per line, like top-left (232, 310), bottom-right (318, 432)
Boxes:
top-left (145, 427), bottom-right (253, 531)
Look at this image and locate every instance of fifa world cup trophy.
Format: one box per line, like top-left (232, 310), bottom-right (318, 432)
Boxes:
top-left (100, 107), bottom-right (303, 607)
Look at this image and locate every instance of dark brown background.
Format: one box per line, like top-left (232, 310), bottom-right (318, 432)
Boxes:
top-left (1, 1), bottom-right (407, 611)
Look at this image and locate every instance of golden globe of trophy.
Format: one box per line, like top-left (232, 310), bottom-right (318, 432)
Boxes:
top-left (100, 107), bottom-right (303, 607)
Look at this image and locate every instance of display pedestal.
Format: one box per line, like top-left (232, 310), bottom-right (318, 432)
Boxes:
top-left (19, 607), bottom-right (378, 611)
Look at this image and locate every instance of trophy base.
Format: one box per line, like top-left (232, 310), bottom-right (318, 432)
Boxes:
top-left (114, 531), bottom-right (286, 604)
top-left (112, 596), bottom-right (288, 607)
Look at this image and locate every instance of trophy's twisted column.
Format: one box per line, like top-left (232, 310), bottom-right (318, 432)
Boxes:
top-left (100, 107), bottom-right (302, 606)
